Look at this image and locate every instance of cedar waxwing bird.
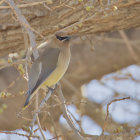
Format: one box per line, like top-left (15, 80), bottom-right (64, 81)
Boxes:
top-left (24, 32), bottom-right (72, 107)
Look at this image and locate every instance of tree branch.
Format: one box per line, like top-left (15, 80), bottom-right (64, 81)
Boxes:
top-left (57, 84), bottom-right (85, 140)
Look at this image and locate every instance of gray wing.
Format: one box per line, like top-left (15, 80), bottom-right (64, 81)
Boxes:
top-left (28, 47), bottom-right (60, 95)
top-left (27, 61), bottom-right (42, 95)
top-left (24, 61), bottom-right (42, 107)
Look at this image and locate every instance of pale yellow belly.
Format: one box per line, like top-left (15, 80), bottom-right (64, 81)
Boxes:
top-left (41, 47), bottom-right (70, 87)
top-left (42, 66), bottom-right (67, 87)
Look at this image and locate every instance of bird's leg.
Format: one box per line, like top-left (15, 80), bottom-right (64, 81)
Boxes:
top-left (46, 86), bottom-right (55, 93)
top-left (47, 84), bottom-right (57, 93)
top-left (39, 86), bottom-right (55, 108)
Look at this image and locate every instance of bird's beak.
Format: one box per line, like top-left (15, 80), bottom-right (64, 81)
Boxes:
top-left (66, 36), bottom-right (72, 41)
top-left (67, 35), bottom-right (78, 41)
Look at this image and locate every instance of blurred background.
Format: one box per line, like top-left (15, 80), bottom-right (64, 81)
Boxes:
top-left (0, 29), bottom-right (140, 140)
top-left (0, 0), bottom-right (140, 140)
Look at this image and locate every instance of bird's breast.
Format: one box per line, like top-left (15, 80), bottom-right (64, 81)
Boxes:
top-left (42, 46), bottom-right (71, 87)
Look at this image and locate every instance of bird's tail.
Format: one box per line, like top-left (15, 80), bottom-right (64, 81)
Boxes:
top-left (24, 93), bottom-right (31, 107)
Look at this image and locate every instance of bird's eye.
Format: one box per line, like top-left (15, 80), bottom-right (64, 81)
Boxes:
top-left (56, 35), bottom-right (69, 41)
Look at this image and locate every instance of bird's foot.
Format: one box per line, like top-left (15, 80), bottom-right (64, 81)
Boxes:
top-left (47, 86), bottom-right (55, 93)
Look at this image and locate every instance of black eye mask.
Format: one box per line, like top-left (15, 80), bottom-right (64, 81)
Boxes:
top-left (56, 35), bottom-right (69, 41)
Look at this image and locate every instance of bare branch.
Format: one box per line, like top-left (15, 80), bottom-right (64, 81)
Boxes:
top-left (57, 84), bottom-right (85, 140)
top-left (0, 59), bottom-right (26, 71)
top-left (119, 30), bottom-right (140, 63)
top-left (102, 96), bottom-right (131, 135)
top-left (0, 1), bottom-right (51, 10)
top-left (0, 131), bottom-right (39, 139)
top-left (30, 87), bottom-right (55, 137)
top-left (35, 94), bottom-right (46, 140)
top-left (5, 0), bottom-right (39, 59)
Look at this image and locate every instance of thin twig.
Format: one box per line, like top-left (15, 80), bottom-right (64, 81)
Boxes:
top-left (20, 116), bottom-right (32, 122)
top-left (47, 131), bottom-right (73, 140)
top-left (36, 94), bottom-right (46, 140)
top-left (30, 87), bottom-right (55, 137)
top-left (22, 28), bottom-right (30, 79)
top-left (0, 131), bottom-right (39, 139)
top-left (47, 112), bottom-right (58, 140)
top-left (0, 0), bottom-right (5, 5)
top-left (102, 96), bottom-right (130, 135)
top-left (119, 30), bottom-right (139, 63)
top-left (20, 21), bottom-right (45, 40)
top-left (52, 1), bottom-right (75, 10)
top-left (0, 1), bottom-right (51, 9)
top-left (39, 100), bottom-right (87, 113)
top-left (0, 59), bottom-right (26, 70)
top-left (67, 109), bottom-right (84, 133)
top-left (6, 0), bottom-right (39, 60)
top-left (57, 84), bottom-right (85, 140)
top-left (95, 36), bottom-right (140, 45)
top-left (86, 35), bottom-right (95, 51)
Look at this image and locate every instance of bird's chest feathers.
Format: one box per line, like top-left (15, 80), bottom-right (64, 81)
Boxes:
top-left (42, 47), bottom-right (70, 87)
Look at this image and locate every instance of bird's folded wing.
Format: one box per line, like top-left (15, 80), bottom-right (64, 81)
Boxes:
top-left (27, 61), bottom-right (42, 95)
top-left (27, 47), bottom-right (60, 95)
